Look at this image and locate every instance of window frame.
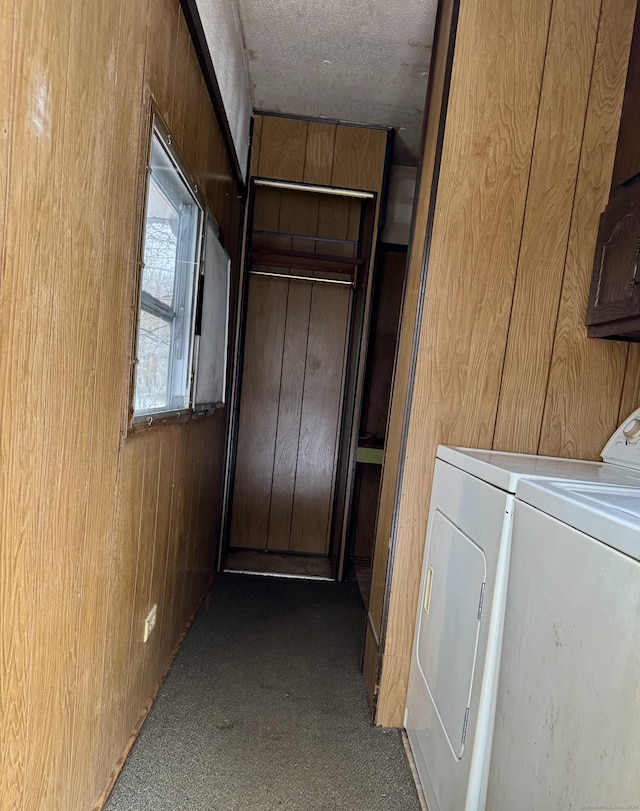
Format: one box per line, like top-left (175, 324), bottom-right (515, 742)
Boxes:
top-left (128, 111), bottom-right (230, 435)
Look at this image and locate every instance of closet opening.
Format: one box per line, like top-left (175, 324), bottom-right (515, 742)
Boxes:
top-left (220, 177), bottom-right (379, 581)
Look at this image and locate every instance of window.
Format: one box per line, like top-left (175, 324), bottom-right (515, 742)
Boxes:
top-left (193, 216), bottom-right (231, 411)
top-left (131, 116), bottom-right (231, 427)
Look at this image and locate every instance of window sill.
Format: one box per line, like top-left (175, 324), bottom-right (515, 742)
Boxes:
top-left (127, 405), bottom-right (224, 437)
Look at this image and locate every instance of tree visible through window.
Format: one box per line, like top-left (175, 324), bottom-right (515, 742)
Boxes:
top-left (133, 124), bottom-right (202, 417)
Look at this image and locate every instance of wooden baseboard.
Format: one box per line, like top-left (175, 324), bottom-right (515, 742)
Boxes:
top-left (92, 577), bottom-right (214, 811)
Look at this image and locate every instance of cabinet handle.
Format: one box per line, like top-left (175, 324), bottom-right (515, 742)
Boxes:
top-left (629, 239), bottom-right (640, 296)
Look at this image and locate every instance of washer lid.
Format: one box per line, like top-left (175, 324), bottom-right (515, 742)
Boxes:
top-left (516, 479), bottom-right (640, 561)
top-left (436, 446), bottom-right (640, 493)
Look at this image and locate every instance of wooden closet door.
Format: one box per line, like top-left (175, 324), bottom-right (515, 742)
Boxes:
top-left (230, 274), bottom-right (351, 554)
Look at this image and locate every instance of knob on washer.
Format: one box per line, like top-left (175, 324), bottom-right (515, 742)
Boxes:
top-left (623, 418), bottom-right (640, 443)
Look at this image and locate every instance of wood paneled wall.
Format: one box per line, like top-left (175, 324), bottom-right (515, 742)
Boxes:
top-left (225, 113), bottom-right (389, 570)
top-left (231, 187), bottom-right (356, 555)
top-left (367, 0), bottom-right (639, 726)
top-left (251, 114), bottom-right (389, 192)
top-left (0, 1), bottom-right (242, 809)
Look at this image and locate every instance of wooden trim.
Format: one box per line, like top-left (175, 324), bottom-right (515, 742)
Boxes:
top-left (217, 178), bottom-right (258, 570)
top-left (254, 108), bottom-right (393, 135)
top-left (92, 579), bottom-right (213, 811)
top-left (373, 0), bottom-right (461, 686)
top-left (334, 193), bottom-right (385, 581)
top-left (179, 0), bottom-right (246, 193)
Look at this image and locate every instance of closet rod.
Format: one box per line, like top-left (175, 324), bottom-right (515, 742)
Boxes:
top-left (254, 178), bottom-right (375, 200)
top-left (249, 269), bottom-right (354, 287)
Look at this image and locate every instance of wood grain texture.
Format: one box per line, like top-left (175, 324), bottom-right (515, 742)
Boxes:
top-left (0, 1), bottom-right (72, 805)
top-left (368, 0), bottom-right (458, 643)
top-left (0, 0), bottom-right (15, 283)
top-left (351, 463), bottom-right (382, 559)
top-left (0, 0), bottom-right (243, 806)
top-left (249, 113), bottom-right (263, 177)
top-left (371, 0), bottom-right (639, 728)
top-left (289, 282), bottom-right (352, 553)
top-left (493, 0), bottom-right (602, 453)
top-left (538, 0), bottom-right (637, 458)
top-left (230, 274), bottom-right (288, 549)
top-left (146, 0), bottom-right (178, 121)
top-left (360, 248), bottom-right (407, 440)
top-left (266, 195), bottom-right (316, 551)
top-left (374, 0), bottom-right (555, 725)
top-left (331, 125), bottom-right (388, 191)
top-left (257, 115), bottom-right (308, 180)
top-left (611, 1), bottom-right (640, 187)
top-left (618, 344), bottom-right (640, 421)
top-left (232, 183), bottom-right (355, 556)
top-left (363, 622), bottom-right (379, 712)
top-left (304, 122), bottom-right (337, 185)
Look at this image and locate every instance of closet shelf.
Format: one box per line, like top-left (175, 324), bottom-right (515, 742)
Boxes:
top-left (250, 249), bottom-right (361, 274)
top-left (252, 229), bottom-right (358, 246)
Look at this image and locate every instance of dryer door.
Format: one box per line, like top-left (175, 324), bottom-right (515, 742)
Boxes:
top-left (417, 509), bottom-right (487, 757)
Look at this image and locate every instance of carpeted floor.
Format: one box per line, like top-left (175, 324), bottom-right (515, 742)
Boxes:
top-left (105, 572), bottom-right (421, 811)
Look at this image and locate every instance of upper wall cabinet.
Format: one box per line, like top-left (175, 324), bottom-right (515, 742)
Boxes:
top-left (587, 3), bottom-right (640, 340)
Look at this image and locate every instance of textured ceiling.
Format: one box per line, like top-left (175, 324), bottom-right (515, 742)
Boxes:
top-left (233, 0), bottom-right (438, 165)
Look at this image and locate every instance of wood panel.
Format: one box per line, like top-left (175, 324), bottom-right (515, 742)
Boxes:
top-left (0, 0), bottom-right (244, 807)
top-left (367, 0), bottom-right (459, 652)
top-left (266, 192), bottom-right (316, 550)
top-left (290, 196), bottom-right (352, 554)
top-left (100, 442), bottom-right (146, 776)
top-left (257, 115), bottom-right (308, 180)
top-left (64, 1), bottom-right (141, 806)
top-left (0, 0), bottom-right (14, 280)
top-left (254, 113), bottom-right (388, 194)
top-left (249, 113), bottom-right (263, 177)
top-left (331, 126), bottom-right (389, 191)
top-left (289, 282), bottom-right (352, 553)
top-left (304, 121), bottom-right (337, 185)
top-left (363, 622), bottom-right (379, 712)
top-left (125, 437), bottom-right (162, 733)
top-left (0, 1), bottom-right (72, 805)
top-left (370, 0), bottom-right (639, 729)
top-left (619, 344), bottom-right (640, 422)
top-left (360, 248), bottom-right (407, 440)
top-left (22, 0), bottom-right (93, 804)
top-left (231, 274), bottom-right (289, 548)
top-left (351, 463), bottom-right (382, 559)
top-left (231, 184), bottom-right (355, 556)
top-left (146, 0), bottom-right (178, 121)
top-left (373, 0), bottom-right (555, 726)
top-left (493, 0), bottom-right (602, 453)
top-left (538, 0), bottom-right (637, 457)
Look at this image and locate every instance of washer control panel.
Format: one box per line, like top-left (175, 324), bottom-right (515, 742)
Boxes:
top-left (602, 407), bottom-right (640, 469)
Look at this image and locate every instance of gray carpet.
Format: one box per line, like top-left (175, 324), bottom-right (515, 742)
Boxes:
top-left (105, 572), bottom-right (421, 810)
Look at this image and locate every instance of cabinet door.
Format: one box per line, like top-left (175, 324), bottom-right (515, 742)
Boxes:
top-left (586, 182), bottom-right (640, 329)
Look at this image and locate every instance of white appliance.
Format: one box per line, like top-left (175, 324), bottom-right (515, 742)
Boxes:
top-left (485, 455), bottom-right (640, 808)
top-left (404, 409), bottom-right (640, 811)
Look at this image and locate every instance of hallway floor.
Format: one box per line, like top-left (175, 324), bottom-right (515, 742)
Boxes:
top-left (105, 572), bottom-right (421, 810)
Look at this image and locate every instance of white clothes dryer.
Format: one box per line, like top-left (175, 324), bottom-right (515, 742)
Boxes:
top-left (404, 410), bottom-right (640, 811)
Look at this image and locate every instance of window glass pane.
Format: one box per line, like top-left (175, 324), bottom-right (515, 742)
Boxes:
top-left (133, 124), bottom-right (202, 418)
top-left (141, 181), bottom-right (178, 307)
top-left (135, 311), bottom-right (171, 412)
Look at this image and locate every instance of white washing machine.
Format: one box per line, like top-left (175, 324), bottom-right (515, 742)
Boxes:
top-left (485, 436), bottom-right (640, 809)
top-left (404, 410), bottom-right (640, 811)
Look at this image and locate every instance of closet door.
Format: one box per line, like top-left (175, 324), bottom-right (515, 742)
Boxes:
top-left (230, 189), bottom-right (355, 555)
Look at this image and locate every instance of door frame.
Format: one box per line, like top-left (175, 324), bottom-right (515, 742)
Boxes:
top-left (218, 177), bottom-right (380, 579)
